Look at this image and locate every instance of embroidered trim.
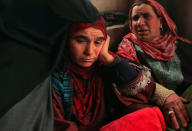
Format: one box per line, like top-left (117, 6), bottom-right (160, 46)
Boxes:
top-left (151, 83), bottom-right (175, 106)
top-left (114, 64), bottom-right (152, 96)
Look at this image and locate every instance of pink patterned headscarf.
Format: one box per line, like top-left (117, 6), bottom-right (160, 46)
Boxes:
top-left (119, 0), bottom-right (191, 61)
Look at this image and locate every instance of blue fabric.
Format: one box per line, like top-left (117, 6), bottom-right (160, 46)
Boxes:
top-left (52, 72), bottom-right (73, 120)
top-left (107, 57), bottom-right (139, 86)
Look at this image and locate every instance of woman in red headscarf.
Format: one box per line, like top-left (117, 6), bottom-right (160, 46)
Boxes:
top-left (51, 16), bottom-right (167, 131)
top-left (117, 0), bottom-right (192, 130)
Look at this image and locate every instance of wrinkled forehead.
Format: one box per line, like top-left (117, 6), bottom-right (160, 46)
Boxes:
top-left (131, 4), bottom-right (155, 15)
top-left (71, 27), bottom-right (105, 39)
top-left (131, 1), bottom-right (159, 17)
top-left (69, 16), bottom-right (107, 38)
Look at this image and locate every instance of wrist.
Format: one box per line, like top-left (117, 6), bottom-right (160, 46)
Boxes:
top-left (100, 53), bottom-right (115, 65)
top-left (151, 83), bottom-right (175, 106)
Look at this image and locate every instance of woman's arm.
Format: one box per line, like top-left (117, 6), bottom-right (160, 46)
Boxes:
top-left (99, 35), bottom-right (155, 105)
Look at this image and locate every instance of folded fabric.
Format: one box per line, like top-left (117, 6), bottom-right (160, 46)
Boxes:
top-left (100, 107), bottom-right (166, 131)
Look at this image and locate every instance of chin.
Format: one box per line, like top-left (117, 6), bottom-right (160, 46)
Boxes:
top-left (79, 63), bottom-right (94, 68)
top-left (138, 36), bottom-right (151, 42)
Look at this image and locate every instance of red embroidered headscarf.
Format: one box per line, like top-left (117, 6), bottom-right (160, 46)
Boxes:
top-left (69, 16), bottom-right (107, 39)
top-left (120, 0), bottom-right (192, 61)
top-left (66, 16), bottom-right (106, 126)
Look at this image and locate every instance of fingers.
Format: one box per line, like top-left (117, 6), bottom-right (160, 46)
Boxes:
top-left (163, 108), bottom-right (172, 127)
top-left (163, 94), bottom-right (190, 129)
top-left (105, 35), bottom-right (110, 47)
top-left (98, 35), bottom-right (114, 65)
top-left (163, 108), bottom-right (180, 130)
top-left (174, 102), bottom-right (188, 128)
top-left (101, 35), bottom-right (110, 54)
top-left (180, 97), bottom-right (190, 103)
top-left (169, 110), bottom-right (180, 130)
top-left (179, 97), bottom-right (190, 122)
top-left (176, 100), bottom-right (190, 123)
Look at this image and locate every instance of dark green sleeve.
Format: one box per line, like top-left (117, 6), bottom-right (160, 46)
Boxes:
top-left (0, 0), bottom-right (100, 117)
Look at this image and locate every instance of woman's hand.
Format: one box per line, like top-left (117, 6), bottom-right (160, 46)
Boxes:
top-left (163, 93), bottom-right (190, 130)
top-left (98, 35), bottom-right (115, 65)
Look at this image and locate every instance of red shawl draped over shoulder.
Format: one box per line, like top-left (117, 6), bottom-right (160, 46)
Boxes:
top-left (117, 0), bottom-right (192, 62)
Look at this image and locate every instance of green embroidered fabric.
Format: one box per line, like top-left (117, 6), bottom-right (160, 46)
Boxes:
top-left (135, 44), bottom-right (183, 91)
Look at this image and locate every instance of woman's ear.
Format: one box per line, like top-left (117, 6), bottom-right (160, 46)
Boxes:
top-left (160, 17), bottom-right (163, 28)
top-left (159, 17), bottom-right (165, 35)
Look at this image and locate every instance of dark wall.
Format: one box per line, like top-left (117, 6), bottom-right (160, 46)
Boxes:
top-left (167, 0), bottom-right (192, 40)
top-left (156, 0), bottom-right (192, 40)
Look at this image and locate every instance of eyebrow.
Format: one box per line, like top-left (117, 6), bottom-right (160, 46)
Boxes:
top-left (72, 35), bottom-right (89, 41)
top-left (95, 36), bottom-right (106, 41)
top-left (72, 35), bottom-right (106, 41)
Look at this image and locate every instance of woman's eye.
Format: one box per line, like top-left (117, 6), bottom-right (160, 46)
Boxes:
top-left (76, 39), bottom-right (86, 43)
top-left (143, 13), bottom-right (149, 19)
top-left (132, 15), bottom-right (139, 21)
top-left (95, 41), bottom-right (101, 45)
top-left (95, 40), bottom-right (104, 46)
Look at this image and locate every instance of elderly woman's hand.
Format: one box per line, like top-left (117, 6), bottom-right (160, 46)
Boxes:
top-left (163, 93), bottom-right (190, 130)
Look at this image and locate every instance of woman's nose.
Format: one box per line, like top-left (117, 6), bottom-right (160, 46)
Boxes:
top-left (84, 43), bottom-right (94, 55)
top-left (137, 17), bottom-right (145, 25)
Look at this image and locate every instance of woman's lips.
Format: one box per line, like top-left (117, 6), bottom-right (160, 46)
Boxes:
top-left (137, 30), bottom-right (149, 35)
top-left (82, 58), bottom-right (94, 62)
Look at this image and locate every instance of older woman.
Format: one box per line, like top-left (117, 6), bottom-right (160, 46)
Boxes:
top-left (117, 0), bottom-right (192, 130)
top-left (51, 16), bottom-right (168, 131)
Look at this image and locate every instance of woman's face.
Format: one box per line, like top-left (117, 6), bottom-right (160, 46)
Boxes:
top-left (131, 3), bottom-right (162, 41)
top-left (69, 27), bottom-right (105, 67)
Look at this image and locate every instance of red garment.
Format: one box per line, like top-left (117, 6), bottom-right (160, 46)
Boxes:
top-left (114, 72), bottom-right (156, 107)
top-left (100, 107), bottom-right (166, 131)
top-left (117, 0), bottom-right (192, 61)
top-left (52, 87), bottom-right (78, 131)
top-left (52, 66), bottom-right (106, 130)
top-left (66, 63), bottom-right (103, 126)
top-left (52, 62), bottom-right (160, 130)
